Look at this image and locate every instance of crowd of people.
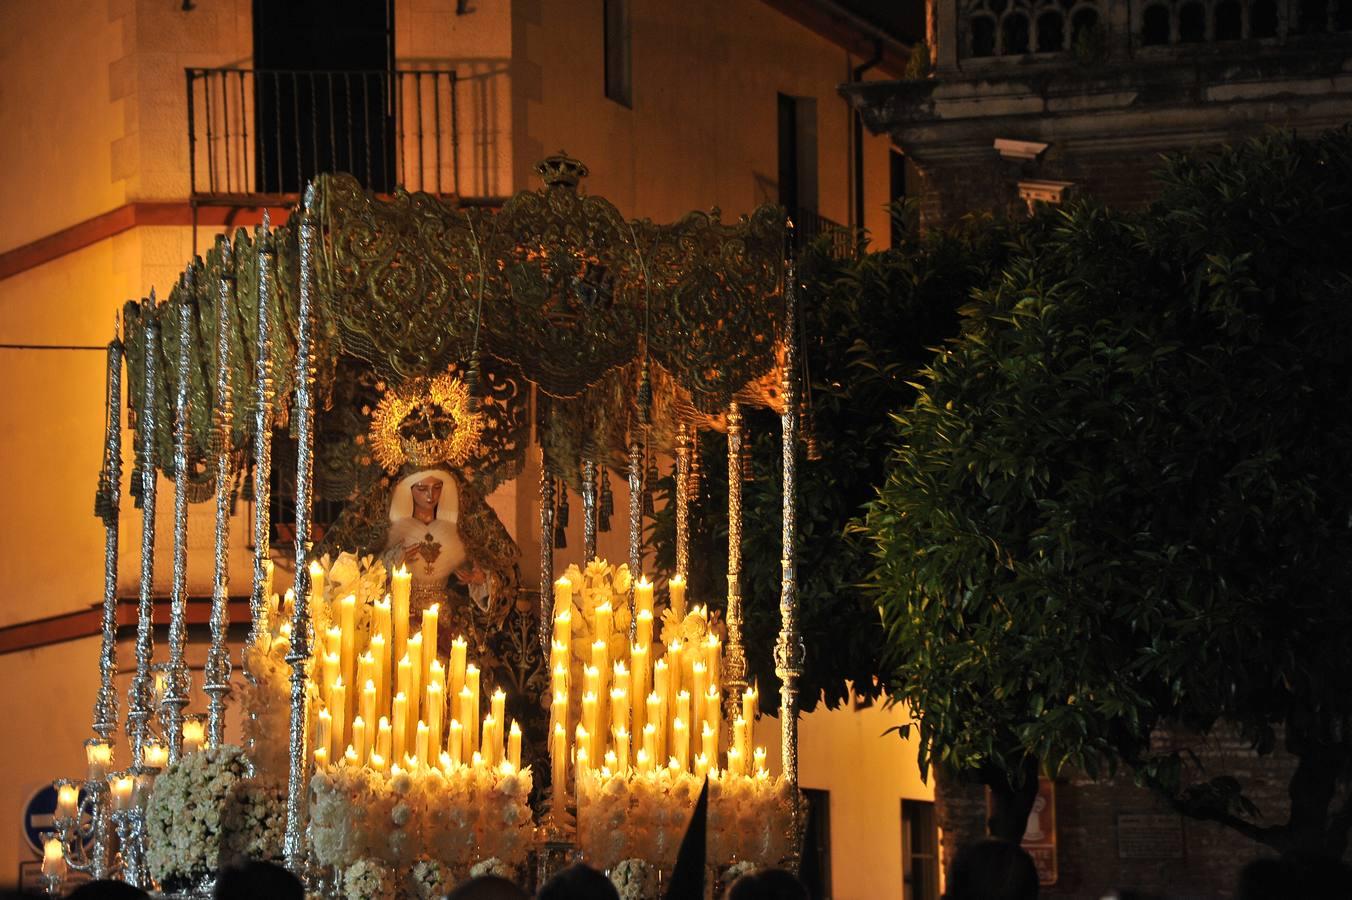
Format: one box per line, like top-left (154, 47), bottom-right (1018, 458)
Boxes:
top-left (3, 836), bottom-right (1349, 898)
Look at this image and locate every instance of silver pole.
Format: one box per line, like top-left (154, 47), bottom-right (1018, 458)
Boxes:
top-left (675, 423), bottom-right (691, 580)
top-left (774, 248), bottom-right (804, 789)
top-left (724, 402), bottom-right (748, 722)
top-left (205, 239), bottom-right (235, 747)
top-left (127, 294), bottom-right (160, 770)
top-left (284, 188), bottom-right (319, 873)
top-left (582, 457), bottom-right (598, 562)
top-left (539, 448), bottom-right (556, 657)
top-left (162, 272), bottom-right (195, 765)
top-left (627, 439), bottom-right (642, 638)
top-left (93, 330), bottom-right (123, 744)
top-left (246, 216), bottom-right (276, 659)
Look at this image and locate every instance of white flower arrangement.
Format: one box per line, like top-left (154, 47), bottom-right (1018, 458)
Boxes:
top-left (723, 860), bottom-right (759, 884)
top-left (610, 858), bottom-right (658, 900)
top-left (145, 745), bottom-right (285, 887)
top-left (577, 768), bottom-right (796, 873)
top-left (342, 857), bottom-right (396, 900)
top-left (469, 856), bottom-right (512, 880)
top-left (560, 559), bottom-right (634, 669)
top-left (409, 857), bottom-right (449, 898)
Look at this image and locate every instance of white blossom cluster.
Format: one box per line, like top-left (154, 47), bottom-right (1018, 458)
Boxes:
top-left (342, 857), bottom-right (396, 900)
top-left (310, 760), bottom-right (534, 875)
top-left (468, 857), bottom-right (513, 880)
top-left (408, 857), bottom-right (449, 898)
top-left (145, 745), bottom-right (284, 886)
top-left (609, 858), bottom-right (658, 900)
top-left (577, 768), bottom-right (795, 872)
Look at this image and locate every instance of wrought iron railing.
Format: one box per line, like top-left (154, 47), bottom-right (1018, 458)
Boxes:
top-left (186, 67), bottom-right (459, 201)
top-left (793, 208), bottom-right (855, 259)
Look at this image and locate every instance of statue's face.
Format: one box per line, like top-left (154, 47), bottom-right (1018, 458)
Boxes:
top-left (411, 477), bottom-right (443, 516)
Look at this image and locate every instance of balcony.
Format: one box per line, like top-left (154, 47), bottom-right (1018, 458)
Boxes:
top-left (186, 67), bottom-right (462, 204)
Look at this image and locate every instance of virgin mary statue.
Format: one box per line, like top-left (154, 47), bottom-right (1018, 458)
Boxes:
top-left (383, 469), bottom-right (467, 613)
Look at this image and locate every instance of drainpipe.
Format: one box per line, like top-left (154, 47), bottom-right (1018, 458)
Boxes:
top-left (852, 40), bottom-right (884, 242)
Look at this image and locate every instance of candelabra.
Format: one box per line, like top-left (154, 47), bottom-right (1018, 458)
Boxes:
top-left (50, 775), bottom-right (115, 887)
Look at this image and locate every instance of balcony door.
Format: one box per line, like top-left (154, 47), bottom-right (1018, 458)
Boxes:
top-left (252, 0), bottom-right (395, 194)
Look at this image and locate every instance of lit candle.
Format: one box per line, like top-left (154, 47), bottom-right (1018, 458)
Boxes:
top-left (373, 608), bottom-right (391, 713)
top-left (636, 609), bottom-right (654, 648)
top-left (373, 596), bottom-right (392, 664)
top-left (500, 759), bottom-right (516, 776)
top-left (329, 679), bottom-right (346, 759)
top-left (754, 746), bottom-right (767, 776)
top-left (351, 716), bottom-right (367, 763)
top-left (591, 639), bottom-right (609, 687)
top-left (595, 600), bottom-right (612, 643)
top-left (706, 686), bottom-right (721, 752)
top-left (314, 746), bottom-right (329, 769)
top-left (56, 783), bottom-right (79, 820)
top-left (491, 688), bottom-right (506, 735)
top-left (426, 681), bottom-right (444, 755)
top-left (604, 749), bottom-right (618, 774)
top-left (654, 659), bottom-right (670, 711)
top-left (407, 633), bottom-right (424, 742)
top-left (704, 633), bottom-right (721, 688)
top-left (634, 576), bottom-right (653, 616)
top-left (667, 641), bottom-right (684, 699)
top-left (551, 664), bottom-right (569, 708)
top-left (636, 747), bottom-right (651, 773)
top-left (361, 680), bottom-right (377, 750)
top-left (575, 746), bottom-right (590, 784)
top-left (551, 722), bottom-right (567, 794)
top-left (316, 708), bottom-right (333, 760)
top-left (416, 720), bottom-right (430, 766)
top-left (420, 604), bottom-right (439, 687)
top-left (728, 745), bottom-right (744, 777)
top-left (370, 751), bottom-right (388, 773)
top-left (391, 565), bottom-right (411, 662)
top-left (448, 719), bottom-right (464, 767)
top-left (482, 713), bottom-right (497, 766)
top-left (702, 721), bottom-right (717, 768)
top-left (674, 691), bottom-right (691, 766)
top-left (642, 723), bottom-right (656, 771)
top-left (459, 687), bottom-right (476, 756)
top-left (339, 594), bottom-right (357, 716)
top-left (576, 723), bottom-right (591, 765)
top-left (466, 665), bottom-right (480, 754)
top-left (743, 685), bottom-right (759, 723)
top-left (615, 726), bottom-right (630, 771)
top-left (551, 689), bottom-right (568, 737)
top-left (508, 720), bottom-right (522, 770)
top-left (182, 718), bottom-right (206, 755)
top-left (86, 740), bottom-right (112, 782)
top-left (356, 653), bottom-right (375, 721)
top-left (396, 654), bottom-right (412, 723)
top-left (41, 836), bottom-right (64, 878)
top-left (581, 692), bottom-right (599, 755)
top-left (668, 574), bottom-right (687, 619)
top-left (439, 751), bottom-right (453, 774)
top-left (692, 661), bottom-right (708, 734)
top-left (695, 752), bottom-right (710, 781)
top-left (448, 629), bottom-right (470, 702)
top-left (308, 559), bottom-right (326, 606)
top-left (322, 651), bottom-right (340, 710)
top-left (611, 686), bottom-right (629, 741)
top-left (646, 693), bottom-right (664, 764)
top-left (392, 692), bottom-right (408, 763)
top-left (143, 742), bottom-right (168, 770)
top-left (377, 716), bottom-right (392, 762)
top-left (345, 745), bottom-right (360, 767)
top-left (734, 715), bottom-right (748, 764)
top-left (553, 578), bottom-right (573, 634)
top-left (472, 751), bottom-right (484, 770)
top-left (111, 774), bottom-right (134, 811)
top-left (672, 717), bottom-right (689, 771)
top-left (630, 645), bottom-right (649, 738)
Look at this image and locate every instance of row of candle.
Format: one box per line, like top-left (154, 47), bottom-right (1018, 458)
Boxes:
top-left (307, 566), bottom-right (523, 775)
top-left (547, 571), bottom-right (767, 794)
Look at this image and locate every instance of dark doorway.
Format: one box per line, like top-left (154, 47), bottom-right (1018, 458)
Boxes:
top-left (252, 0), bottom-right (395, 193)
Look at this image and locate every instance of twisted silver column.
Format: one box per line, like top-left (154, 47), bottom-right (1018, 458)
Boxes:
top-left (205, 239), bottom-right (235, 747)
top-left (127, 295), bottom-right (160, 769)
top-left (774, 251), bottom-right (804, 789)
top-left (94, 331), bottom-right (123, 744)
top-left (539, 449), bottom-right (555, 657)
top-left (627, 439), bottom-right (642, 638)
top-left (163, 273), bottom-right (194, 764)
top-left (246, 217), bottom-right (276, 659)
top-left (724, 402), bottom-right (748, 723)
top-left (675, 423), bottom-right (691, 580)
top-left (284, 190), bottom-right (319, 873)
top-left (581, 457), bottom-right (598, 563)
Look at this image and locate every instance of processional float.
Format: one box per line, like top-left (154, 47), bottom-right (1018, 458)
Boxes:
top-left (44, 154), bottom-right (808, 897)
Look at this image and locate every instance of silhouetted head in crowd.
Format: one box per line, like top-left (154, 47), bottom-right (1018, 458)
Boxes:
top-left (536, 863), bottom-right (619, 900)
top-left (446, 873), bottom-right (529, 900)
top-left (1238, 855), bottom-right (1352, 900)
top-left (214, 860), bottom-right (303, 900)
top-left (944, 839), bottom-right (1039, 900)
top-left (66, 881), bottom-right (151, 899)
top-left (724, 867), bottom-right (809, 900)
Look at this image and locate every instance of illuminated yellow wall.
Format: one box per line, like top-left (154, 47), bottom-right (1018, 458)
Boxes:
top-left (0, 0), bottom-right (909, 887)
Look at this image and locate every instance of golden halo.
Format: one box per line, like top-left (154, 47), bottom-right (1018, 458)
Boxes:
top-left (369, 373), bottom-right (484, 473)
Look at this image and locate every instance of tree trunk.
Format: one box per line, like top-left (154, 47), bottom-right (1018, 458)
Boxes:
top-left (984, 756), bottom-right (1041, 844)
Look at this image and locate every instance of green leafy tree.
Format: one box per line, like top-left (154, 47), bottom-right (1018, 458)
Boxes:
top-left (651, 212), bottom-right (1013, 711)
top-left (868, 130), bottom-right (1352, 856)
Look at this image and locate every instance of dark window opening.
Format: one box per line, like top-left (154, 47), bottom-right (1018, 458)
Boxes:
top-left (777, 93), bottom-right (818, 217)
top-left (1003, 12), bottom-right (1032, 52)
top-left (1299, 0), bottom-right (1330, 31)
top-left (268, 431), bottom-right (345, 550)
top-left (604, 0), bottom-right (632, 107)
top-left (1337, 0), bottom-right (1352, 29)
top-left (971, 15), bottom-right (998, 55)
top-left (1215, 0), bottom-right (1243, 37)
top-left (1179, 1), bottom-right (1207, 40)
top-left (251, 0), bottom-right (393, 194)
top-left (800, 789), bottom-right (832, 900)
top-left (1071, 6), bottom-right (1100, 42)
top-left (1038, 11), bottom-right (1066, 50)
top-left (903, 800), bottom-right (941, 900)
top-left (1142, 3), bottom-right (1173, 42)
top-left (1251, 0), bottom-right (1280, 35)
